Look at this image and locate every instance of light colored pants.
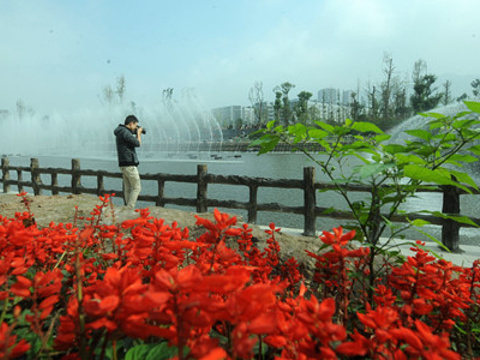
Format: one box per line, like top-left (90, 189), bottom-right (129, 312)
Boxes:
top-left (120, 166), bottom-right (141, 209)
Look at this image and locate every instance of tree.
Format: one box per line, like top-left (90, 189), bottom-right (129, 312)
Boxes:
top-left (162, 88), bottom-right (174, 105)
top-left (16, 100), bottom-right (26, 120)
top-left (252, 100), bottom-right (480, 298)
top-left (410, 74), bottom-right (443, 113)
top-left (295, 91), bottom-right (312, 125)
top-left (116, 75), bottom-right (126, 103)
top-left (101, 85), bottom-right (115, 107)
top-left (248, 81), bottom-right (267, 127)
top-left (366, 84), bottom-right (380, 121)
top-left (321, 92), bottom-right (327, 120)
top-left (412, 59), bottom-right (427, 84)
top-left (471, 78), bottom-right (480, 98)
top-left (457, 93), bottom-right (468, 102)
top-left (15, 100), bottom-right (34, 120)
top-left (273, 82), bottom-right (295, 126)
top-left (443, 80), bottom-right (453, 105)
top-left (380, 54), bottom-right (395, 123)
top-left (349, 92), bottom-right (363, 121)
top-left (273, 91), bottom-right (282, 122)
top-left (280, 82), bottom-right (295, 126)
top-left (393, 85), bottom-right (410, 120)
top-left (100, 76), bottom-right (128, 108)
top-left (235, 117), bottom-right (243, 129)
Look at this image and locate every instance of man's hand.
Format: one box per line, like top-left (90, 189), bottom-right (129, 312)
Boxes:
top-left (136, 126), bottom-right (143, 145)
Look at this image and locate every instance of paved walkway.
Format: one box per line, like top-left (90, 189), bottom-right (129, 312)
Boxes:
top-left (375, 238), bottom-right (480, 268)
top-left (267, 226), bottom-right (480, 268)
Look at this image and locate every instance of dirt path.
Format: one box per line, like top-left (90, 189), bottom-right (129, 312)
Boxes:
top-left (0, 193), bottom-right (320, 267)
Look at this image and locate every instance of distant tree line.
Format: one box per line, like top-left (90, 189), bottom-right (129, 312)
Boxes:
top-left (249, 55), bottom-right (480, 131)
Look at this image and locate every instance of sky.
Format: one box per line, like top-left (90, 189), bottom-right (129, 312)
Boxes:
top-left (2, 0), bottom-right (480, 116)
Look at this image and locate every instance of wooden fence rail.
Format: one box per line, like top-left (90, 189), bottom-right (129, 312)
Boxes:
top-left (1, 157), bottom-right (479, 251)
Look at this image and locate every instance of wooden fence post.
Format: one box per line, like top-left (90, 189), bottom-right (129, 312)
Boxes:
top-left (1, 157), bottom-right (10, 193)
top-left (156, 177), bottom-right (165, 207)
top-left (17, 170), bottom-right (23, 193)
top-left (303, 166), bottom-right (316, 236)
top-left (72, 159), bottom-right (81, 195)
top-left (442, 184), bottom-right (460, 252)
top-left (247, 184), bottom-right (258, 223)
top-left (197, 164), bottom-right (208, 213)
top-left (51, 173), bottom-right (58, 195)
top-left (96, 175), bottom-right (104, 196)
top-left (31, 158), bottom-right (42, 195)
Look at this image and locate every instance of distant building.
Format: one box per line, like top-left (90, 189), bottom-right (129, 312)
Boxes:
top-left (342, 90), bottom-right (353, 106)
top-left (212, 105), bottom-right (262, 128)
top-left (317, 88), bottom-right (337, 104)
top-left (318, 88), bottom-right (354, 106)
top-left (212, 106), bottom-right (243, 128)
top-left (242, 106), bottom-right (255, 126)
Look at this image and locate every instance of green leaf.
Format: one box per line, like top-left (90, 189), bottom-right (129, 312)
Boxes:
top-left (413, 228), bottom-right (451, 253)
top-left (449, 169), bottom-right (478, 191)
top-left (466, 144), bottom-right (480, 156)
top-left (288, 123), bottom-right (307, 136)
top-left (351, 121), bottom-right (383, 134)
top-left (125, 344), bottom-right (151, 360)
top-left (464, 100), bottom-right (480, 113)
top-left (372, 133), bottom-right (391, 143)
top-left (266, 120), bottom-right (277, 130)
top-left (355, 163), bottom-right (394, 180)
top-left (308, 128), bottom-right (329, 139)
top-left (447, 154), bottom-right (479, 164)
top-left (145, 343), bottom-right (179, 360)
top-left (314, 121), bottom-right (334, 133)
top-left (396, 154), bottom-right (426, 166)
top-left (250, 135), bottom-right (280, 155)
top-left (125, 342), bottom-right (180, 360)
top-left (452, 118), bottom-right (480, 129)
top-left (322, 207), bottom-right (338, 215)
top-left (430, 211), bottom-right (479, 227)
top-left (404, 129), bottom-right (433, 141)
top-left (419, 111), bottom-right (447, 120)
top-left (403, 165), bottom-right (455, 185)
top-left (383, 144), bottom-right (408, 154)
top-left (409, 219), bottom-right (431, 227)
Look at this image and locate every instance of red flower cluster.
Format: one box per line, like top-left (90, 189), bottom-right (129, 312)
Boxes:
top-left (0, 193), bottom-right (477, 359)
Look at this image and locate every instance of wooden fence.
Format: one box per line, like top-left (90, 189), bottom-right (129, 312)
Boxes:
top-left (1, 157), bottom-right (478, 251)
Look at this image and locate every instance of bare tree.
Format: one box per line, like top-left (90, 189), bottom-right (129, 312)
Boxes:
top-left (16, 100), bottom-right (26, 120)
top-left (248, 81), bottom-right (266, 127)
top-left (443, 80), bottom-right (453, 105)
top-left (15, 100), bottom-right (34, 120)
top-left (162, 88), bottom-right (174, 105)
top-left (380, 53), bottom-right (395, 122)
top-left (101, 85), bottom-right (115, 107)
top-left (412, 59), bottom-right (427, 84)
top-left (116, 75), bottom-right (126, 103)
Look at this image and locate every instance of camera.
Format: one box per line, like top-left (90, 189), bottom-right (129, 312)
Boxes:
top-left (134, 128), bottom-right (147, 135)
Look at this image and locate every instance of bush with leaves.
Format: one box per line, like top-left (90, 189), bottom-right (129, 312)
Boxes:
top-left (251, 101), bottom-right (480, 297)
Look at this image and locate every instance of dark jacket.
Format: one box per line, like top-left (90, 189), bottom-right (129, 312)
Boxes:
top-left (114, 124), bottom-right (140, 167)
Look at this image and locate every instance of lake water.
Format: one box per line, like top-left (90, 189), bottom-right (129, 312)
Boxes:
top-left (5, 152), bottom-right (480, 246)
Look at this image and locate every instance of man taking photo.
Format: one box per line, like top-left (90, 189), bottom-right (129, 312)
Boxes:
top-left (114, 114), bottom-right (143, 209)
